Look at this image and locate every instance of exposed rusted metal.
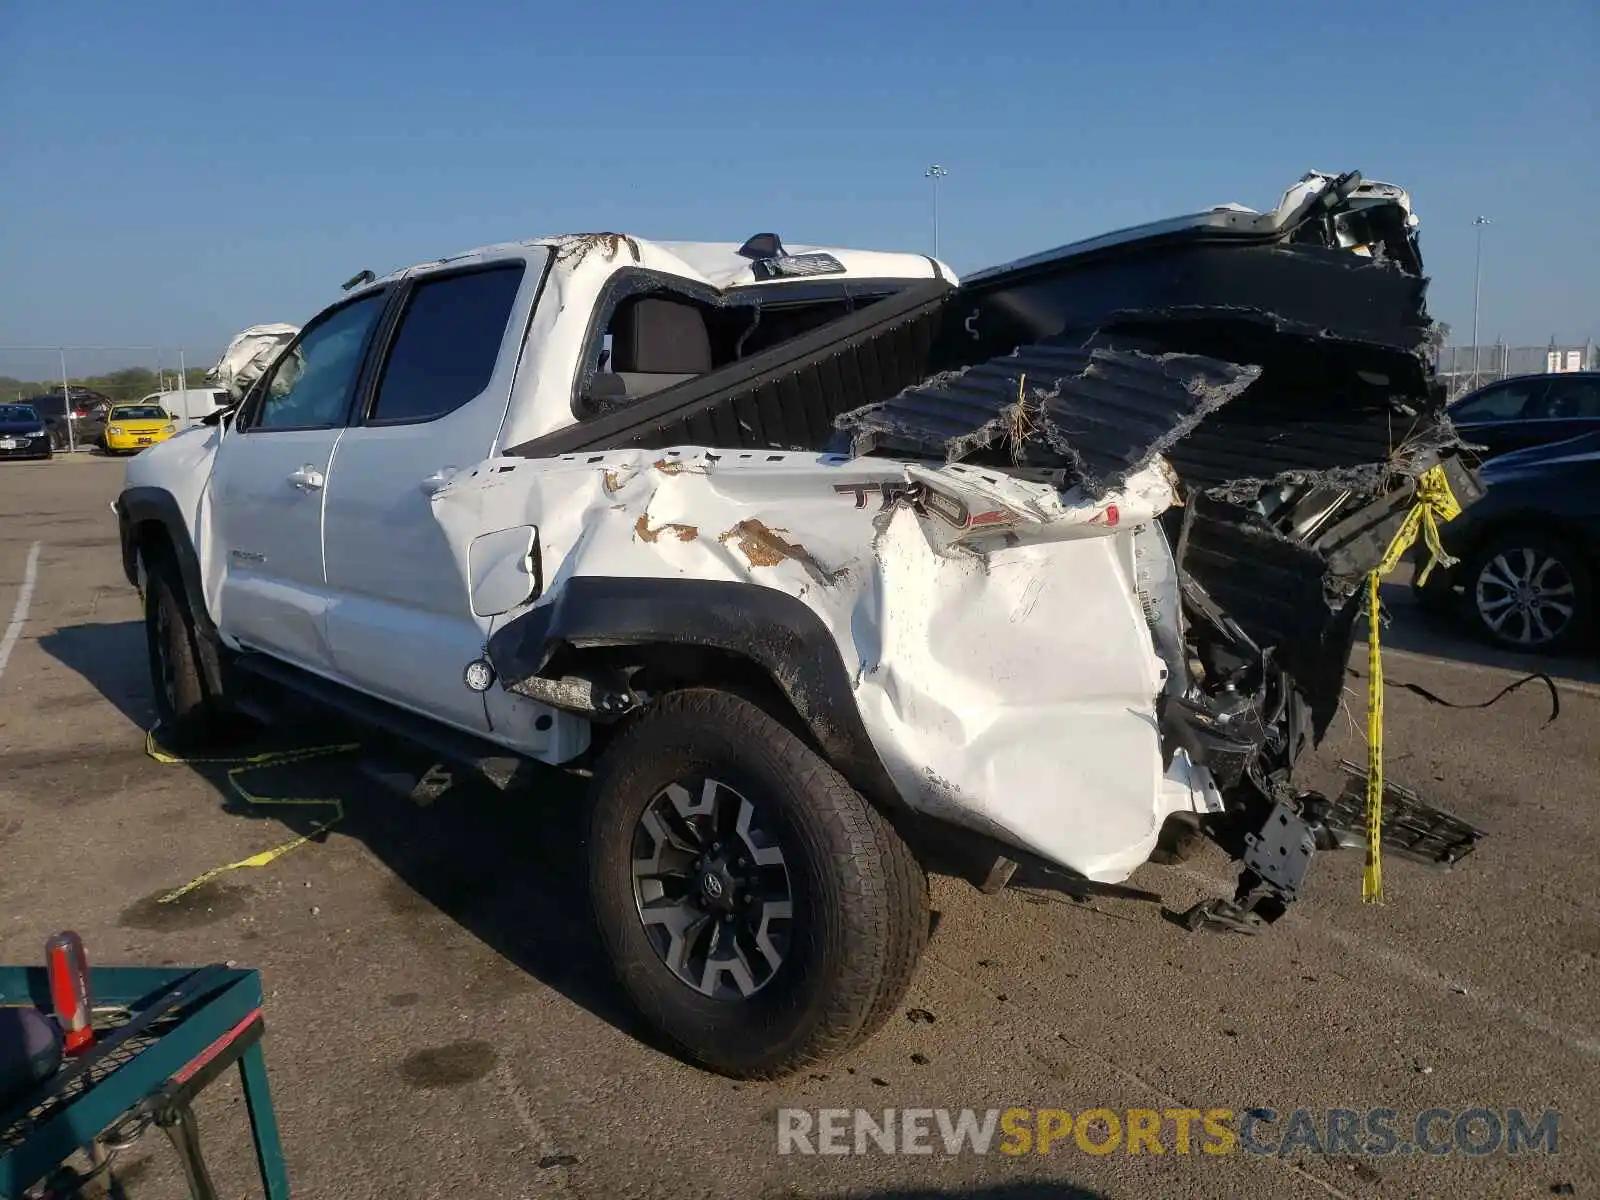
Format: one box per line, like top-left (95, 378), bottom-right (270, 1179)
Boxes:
top-left (718, 519), bottom-right (846, 586)
top-left (633, 515), bottom-right (698, 544)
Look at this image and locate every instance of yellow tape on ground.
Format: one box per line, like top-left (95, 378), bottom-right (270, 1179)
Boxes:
top-left (1361, 464), bottom-right (1463, 904)
top-left (145, 728), bottom-right (360, 904)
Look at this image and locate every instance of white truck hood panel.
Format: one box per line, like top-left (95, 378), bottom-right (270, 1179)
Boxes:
top-left (432, 449), bottom-right (1221, 882)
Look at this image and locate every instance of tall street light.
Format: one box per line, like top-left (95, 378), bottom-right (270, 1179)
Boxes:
top-left (925, 164), bottom-right (948, 260)
top-left (1471, 215), bottom-right (1491, 388)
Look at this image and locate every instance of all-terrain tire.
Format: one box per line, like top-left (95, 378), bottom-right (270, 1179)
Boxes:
top-left (143, 552), bottom-right (231, 751)
top-left (587, 688), bottom-right (928, 1079)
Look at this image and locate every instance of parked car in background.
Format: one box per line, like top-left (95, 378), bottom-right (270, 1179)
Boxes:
top-left (26, 390), bottom-right (112, 450)
top-left (102, 403), bottom-right (179, 455)
top-left (1448, 370), bottom-right (1600, 461)
top-left (0, 403), bottom-right (53, 460)
top-left (134, 387), bottom-right (232, 430)
top-left (1415, 429), bottom-right (1599, 653)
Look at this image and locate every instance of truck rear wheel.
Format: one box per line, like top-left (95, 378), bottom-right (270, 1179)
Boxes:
top-left (587, 688), bottom-right (927, 1079)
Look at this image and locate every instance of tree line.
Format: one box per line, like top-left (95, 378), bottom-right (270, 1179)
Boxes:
top-left (1, 366), bottom-right (216, 405)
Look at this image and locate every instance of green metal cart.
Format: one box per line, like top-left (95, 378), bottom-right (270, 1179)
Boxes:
top-left (1, 960), bottom-right (288, 1199)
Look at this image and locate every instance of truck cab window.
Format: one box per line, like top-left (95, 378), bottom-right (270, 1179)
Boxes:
top-left (253, 294), bottom-right (385, 430)
top-left (368, 264), bottom-right (525, 424)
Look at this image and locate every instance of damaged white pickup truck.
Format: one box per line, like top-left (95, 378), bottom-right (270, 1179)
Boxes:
top-left (116, 171), bottom-right (1486, 1079)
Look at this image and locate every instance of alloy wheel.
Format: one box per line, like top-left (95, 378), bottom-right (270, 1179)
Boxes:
top-left (630, 776), bottom-right (794, 1000)
top-left (1474, 546), bottom-right (1577, 648)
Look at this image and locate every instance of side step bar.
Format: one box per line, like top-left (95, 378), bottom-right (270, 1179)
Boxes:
top-left (226, 653), bottom-right (527, 790)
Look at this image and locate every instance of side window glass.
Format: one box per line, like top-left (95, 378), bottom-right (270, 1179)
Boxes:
top-left (1451, 379), bottom-right (1544, 422)
top-left (1545, 377), bottom-right (1600, 419)
top-left (253, 294), bottom-right (385, 431)
top-left (368, 264), bottom-right (524, 424)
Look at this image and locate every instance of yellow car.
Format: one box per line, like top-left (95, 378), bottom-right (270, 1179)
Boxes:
top-left (102, 404), bottom-right (179, 455)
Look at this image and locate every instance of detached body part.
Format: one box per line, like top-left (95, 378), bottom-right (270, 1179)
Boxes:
top-left (115, 173), bottom-right (1485, 1078)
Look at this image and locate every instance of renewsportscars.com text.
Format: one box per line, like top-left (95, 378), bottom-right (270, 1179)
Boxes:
top-left (776, 1107), bottom-right (1561, 1158)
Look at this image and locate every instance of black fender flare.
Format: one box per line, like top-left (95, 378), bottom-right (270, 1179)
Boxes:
top-left (484, 576), bottom-right (903, 812)
top-left (115, 485), bottom-right (226, 696)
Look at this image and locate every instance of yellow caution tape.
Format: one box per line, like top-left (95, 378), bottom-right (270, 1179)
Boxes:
top-left (145, 728), bottom-right (360, 904)
top-left (1361, 464), bottom-right (1463, 903)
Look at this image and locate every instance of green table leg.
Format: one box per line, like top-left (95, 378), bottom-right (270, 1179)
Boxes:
top-left (237, 1042), bottom-right (290, 1199)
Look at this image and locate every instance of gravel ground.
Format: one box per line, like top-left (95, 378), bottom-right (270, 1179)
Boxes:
top-left (1, 456), bottom-right (1595, 1200)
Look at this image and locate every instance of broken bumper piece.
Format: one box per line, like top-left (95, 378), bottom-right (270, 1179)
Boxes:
top-left (1177, 768), bottom-right (1487, 935)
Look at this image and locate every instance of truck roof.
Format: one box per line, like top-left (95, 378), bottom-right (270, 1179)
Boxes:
top-left (364, 233), bottom-right (954, 294)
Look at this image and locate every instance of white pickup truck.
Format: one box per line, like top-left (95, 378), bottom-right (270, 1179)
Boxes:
top-left (116, 172), bottom-right (1484, 1079)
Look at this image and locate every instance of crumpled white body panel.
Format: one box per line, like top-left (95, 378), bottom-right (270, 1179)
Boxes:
top-left (432, 448), bottom-right (1224, 883)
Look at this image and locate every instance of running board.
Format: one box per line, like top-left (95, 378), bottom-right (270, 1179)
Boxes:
top-left (1324, 760), bottom-right (1487, 870)
top-left (226, 653), bottom-right (527, 790)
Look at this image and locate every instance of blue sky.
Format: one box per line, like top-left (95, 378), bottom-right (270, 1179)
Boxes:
top-left (2, 0), bottom-right (1595, 371)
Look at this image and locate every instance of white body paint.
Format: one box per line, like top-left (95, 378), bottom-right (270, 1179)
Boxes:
top-left (124, 225), bottom-right (1237, 884)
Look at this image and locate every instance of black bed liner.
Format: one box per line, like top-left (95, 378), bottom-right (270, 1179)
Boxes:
top-left (505, 279), bottom-right (953, 458)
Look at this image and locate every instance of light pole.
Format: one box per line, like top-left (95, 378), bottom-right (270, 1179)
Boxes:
top-left (1471, 215), bottom-right (1491, 389)
top-left (925, 164), bottom-right (948, 260)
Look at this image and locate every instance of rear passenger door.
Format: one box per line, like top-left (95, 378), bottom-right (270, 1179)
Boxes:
top-left (1535, 375), bottom-right (1600, 445)
top-left (321, 252), bottom-right (544, 734)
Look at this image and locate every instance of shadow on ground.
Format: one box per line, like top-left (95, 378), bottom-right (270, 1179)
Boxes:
top-left (37, 621), bottom-right (159, 729)
top-left (38, 621), bottom-right (662, 1056)
top-left (1374, 579), bottom-right (1600, 688)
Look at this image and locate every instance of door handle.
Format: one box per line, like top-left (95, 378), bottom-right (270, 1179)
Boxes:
top-left (420, 467), bottom-right (458, 496)
top-left (287, 465), bottom-right (325, 491)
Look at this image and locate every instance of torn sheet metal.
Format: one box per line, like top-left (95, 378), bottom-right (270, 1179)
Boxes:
top-left (836, 332), bottom-right (1261, 497)
top-left (441, 447), bottom-right (1218, 881)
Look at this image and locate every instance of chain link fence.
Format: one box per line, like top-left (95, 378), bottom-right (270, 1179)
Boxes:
top-left (0, 345), bottom-right (212, 452)
top-left (1433, 342), bottom-right (1598, 401)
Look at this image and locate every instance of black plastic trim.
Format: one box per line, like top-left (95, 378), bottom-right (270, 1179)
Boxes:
top-left (484, 576), bottom-right (903, 810)
top-left (229, 653), bottom-right (525, 788)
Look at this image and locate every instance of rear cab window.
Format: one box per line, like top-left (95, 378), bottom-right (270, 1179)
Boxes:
top-left (364, 263), bottom-right (525, 425)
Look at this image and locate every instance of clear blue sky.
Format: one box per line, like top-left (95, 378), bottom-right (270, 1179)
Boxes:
top-left (2, 0), bottom-right (1595, 370)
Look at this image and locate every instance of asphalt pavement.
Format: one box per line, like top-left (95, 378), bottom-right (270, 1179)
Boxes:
top-left (1, 456), bottom-right (1595, 1200)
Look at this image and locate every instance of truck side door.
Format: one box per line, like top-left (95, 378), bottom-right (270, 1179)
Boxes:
top-left (209, 290), bottom-right (390, 673)
top-left (321, 251), bottom-right (546, 734)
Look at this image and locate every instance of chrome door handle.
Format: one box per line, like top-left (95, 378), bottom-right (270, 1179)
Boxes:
top-left (287, 465), bottom-right (325, 491)
top-left (420, 467), bottom-right (458, 496)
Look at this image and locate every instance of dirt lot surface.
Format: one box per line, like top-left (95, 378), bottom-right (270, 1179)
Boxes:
top-left (2, 455), bottom-right (1596, 1199)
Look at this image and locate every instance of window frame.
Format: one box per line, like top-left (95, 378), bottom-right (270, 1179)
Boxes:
top-left (353, 260), bottom-right (530, 430)
top-left (567, 267), bottom-right (914, 423)
top-left (1541, 375), bottom-right (1600, 421)
top-left (1450, 376), bottom-right (1550, 424)
top-left (234, 286), bottom-right (395, 435)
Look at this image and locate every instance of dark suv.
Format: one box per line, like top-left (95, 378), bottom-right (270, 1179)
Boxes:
top-left (26, 389), bottom-right (113, 450)
top-left (1448, 370), bottom-right (1600, 462)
